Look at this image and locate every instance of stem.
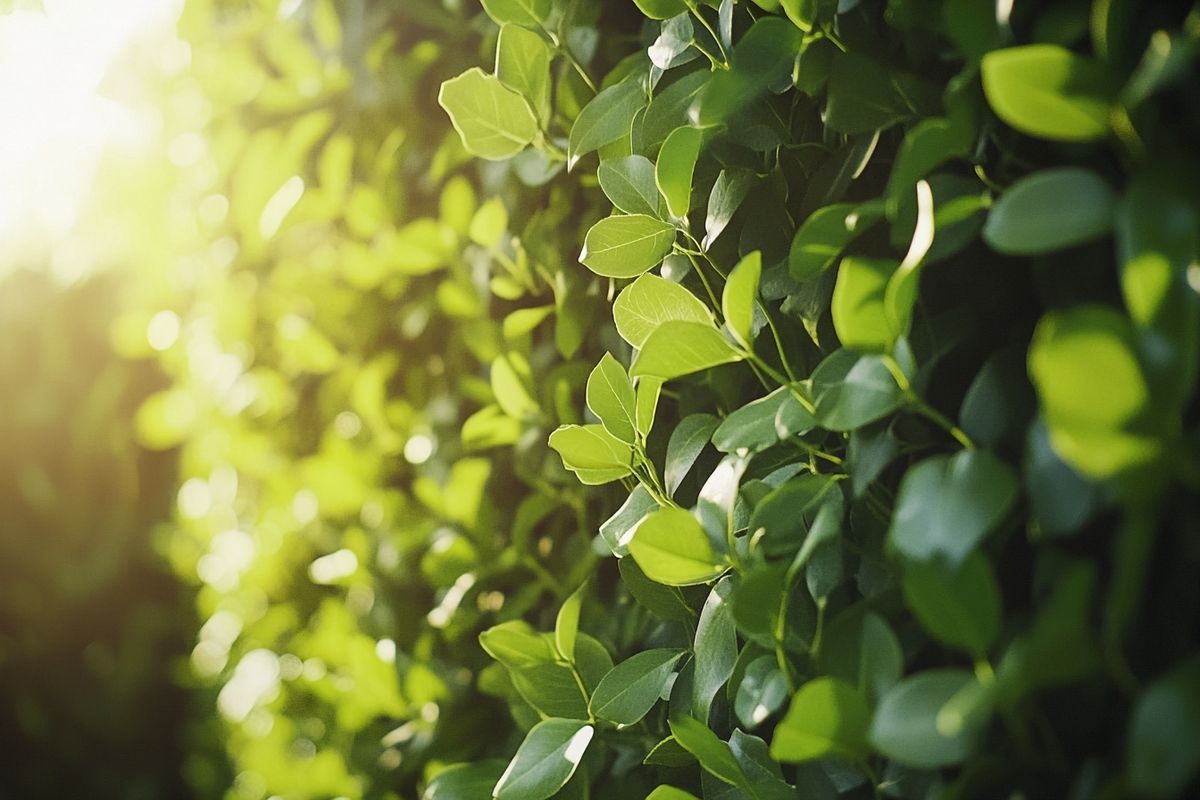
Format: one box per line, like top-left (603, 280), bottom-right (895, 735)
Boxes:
top-left (682, 250), bottom-right (722, 310)
top-left (686, 1), bottom-right (730, 67)
top-left (541, 25), bottom-right (597, 93)
top-left (882, 354), bottom-right (974, 449)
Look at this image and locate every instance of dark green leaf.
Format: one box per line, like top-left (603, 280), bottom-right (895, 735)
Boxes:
top-left (493, 719), bottom-right (594, 800)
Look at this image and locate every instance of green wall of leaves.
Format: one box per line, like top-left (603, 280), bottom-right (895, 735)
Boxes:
top-left (16, 0), bottom-right (1198, 798)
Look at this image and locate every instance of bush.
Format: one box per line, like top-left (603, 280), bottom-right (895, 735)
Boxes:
top-left (103, 0), bottom-right (1200, 798)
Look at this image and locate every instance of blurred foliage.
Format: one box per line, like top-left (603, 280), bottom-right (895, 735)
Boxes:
top-left (4, 0), bottom-right (1200, 799)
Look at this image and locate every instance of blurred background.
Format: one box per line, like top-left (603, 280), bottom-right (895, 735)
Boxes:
top-left (0, 0), bottom-right (527, 796)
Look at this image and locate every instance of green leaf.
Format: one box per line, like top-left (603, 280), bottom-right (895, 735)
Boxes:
top-left (722, 251), bottom-right (761, 348)
top-left (555, 582), bottom-right (586, 662)
top-left (599, 155), bottom-right (662, 217)
top-left (628, 507), bottom-right (727, 586)
top-left (692, 577), bottom-right (737, 723)
top-left (870, 670), bottom-right (990, 768)
top-left (548, 424), bottom-right (634, 485)
top-left (819, 610), bottom-right (903, 703)
top-left (983, 168), bottom-right (1116, 255)
top-left (600, 485), bottom-right (658, 557)
top-left (645, 788), bottom-right (699, 800)
top-left (479, 0), bottom-right (551, 26)
top-left (711, 387), bottom-right (812, 454)
top-left (832, 256), bottom-right (896, 352)
top-left (669, 716), bottom-right (749, 789)
top-left (888, 450), bottom-right (1018, 566)
top-left (981, 44), bottom-right (1112, 142)
top-left (693, 17), bottom-right (803, 125)
top-left (496, 24), bottom-right (553, 125)
top-left (665, 413), bottom-right (720, 496)
top-left (619, 557), bottom-right (704, 621)
top-left (735, 656), bottom-right (789, 728)
top-left (1126, 657), bottom-right (1200, 798)
top-left (789, 202), bottom-right (883, 281)
top-left (704, 169), bottom-right (755, 250)
top-left (569, 80), bottom-right (647, 168)
top-left (885, 118), bottom-right (974, 216)
top-left (825, 52), bottom-right (917, 134)
top-left (770, 677), bottom-right (871, 763)
top-left (580, 214), bottom-right (677, 278)
top-left (439, 68), bottom-right (538, 160)
top-left (493, 719), bottom-right (594, 800)
top-left (1028, 306), bottom-right (1160, 478)
top-left (633, 0), bottom-right (689, 19)
top-left (423, 760), bottom-right (508, 800)
top-left (637, 376), bottom-right (663, 438)
top-left (491, 352), bottom-right (539, 420)
top-left (613, 274), bottom-right (712, 348)
top-left (588, 648), bottom-right (685, 725)
top-left (902, 552), bottom-right (1002, 658)
top-left (746, 474), bottom-right (839, 556)
top-left (883, 178), bottom-right (935, 339)
top-left (630, 321), bottom-right (743, 380)
top-left (586, 353), bottom-right (638, 444)
top-left (656, 126), bottom-right (703, 220)
top-left (811, 352), bottom-right (902, 432)
top-left (480, 620), bottom-right (557, 669)
top-left (640, 70), bottom-right (710, 152)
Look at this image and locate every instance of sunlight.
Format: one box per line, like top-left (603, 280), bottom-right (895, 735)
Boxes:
top-left (0, 0), bottom-right (177, 265)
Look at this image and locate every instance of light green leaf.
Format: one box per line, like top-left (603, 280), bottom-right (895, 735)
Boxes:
top-left (491, 352), bottom-right (540, 420)
top-left (722, 251), bottom-right (761, 348)
top-left (645, 787), bottom-right (699, 800)
top-left (770, 677), bottom-right (870, 763)
top-left (902, 551), bottom-right (1002, 658)
top-left (656, 126), bottom-right (703, 220)
top-left (613, 274), bottom-right (712, 348)
top-left (599, 155), bottom-right (662, 217)
top-left (493, 719), bottom-right (594, 800)
top-left (630, 321), bottom-right (742, 380)
top-left (888, 449), bottom-right (1018, 566)
top-left (554, 582), bottom-right (586, 662)
top-left (479, 620), bottom-right (556, 670)
top-left (1028, 305), bottom-right (1160, 478)
top-left (870, 670), bottom-right (991, 768)
top-left (789, 202), bottom-right (883, 281)
top-left (628, 507), bottom-right (727, 586)
top-left (588, 648), bottom-right (684, 725)
top-left (548, 424), bottom-right (633, 485)
top-left (569, 80), bottom-right (647, 167)
top-left (983, 168), bottom-right (1116, 255)
top-left (586, 352), bottom-right (638, 444)
top-left (479, 0), bottom-right (551, 27)
top-left (580, 214), bottom-right (677, 278)
top-left (439, 68), bottom-right (538, 160)
top-left (636, 376), bottom-right (663, 438)
top-left (832, 256), bottom-right (896, 352)
top-left (496, 24), bottom-right (553, 125)
top-left (981, 44), bottom-right (1111, 142)
top-left (704, 168), bottom-right (755, 250)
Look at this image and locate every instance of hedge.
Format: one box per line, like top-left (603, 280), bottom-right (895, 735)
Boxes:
top-left (126, 0), bottom-right (1200, 798)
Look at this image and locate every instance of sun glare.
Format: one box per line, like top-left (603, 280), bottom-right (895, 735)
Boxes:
top-left (0, 0), bottom-right (178, 269)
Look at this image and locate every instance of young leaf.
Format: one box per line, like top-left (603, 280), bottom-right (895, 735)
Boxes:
top-left (493, 719), bottom-right (594, 800)
top-left (870, 670), bottom-right (991, 768)
top-left (983, 168), bottom-right (1116, 255)
top-left (569, 80), bottom-right (647, 167)
top-left (588, 648), bottom-right (685, 725)
top-left (981, 44), bottom-right (1111, 142)
top-left (580, 214), bottom-right (677, 278)
top-left (831, 256), bottom-right (896, 352)
top-left (613, 274), bottom-right (712, 348)
top-left (656, 126), bottom-right (703, 220)
top-left (630, 321), bottom-right (742, 380)
top-left (888, 450), bottom-right (1018, 566)
top-left (599, 155), bottom-right (662, 217)
top-left (496, 24), bottom-right (553, 125)
top-left (628, 507), bottom-right (727, 586)
top-left (479, 0), bottom-right (551, 27)
top-left (555, 582), bottom-right (586, 662)
top-left (789, 202), bottom-right (883, 280)
top-left (902, 551), bottom-right (1002, 658)
top-left (722, 251), bottom-right (761, 348)
top-left (770, 677), bottom-right (871, 763)
top-left (439, 68), bottom-right (538, 160)
top-left (586, 352), bottom-right (638, 444)
top-left (636, 376), bottom-right (662, 438)
top-left (548, 424), bottom-right (634, 485)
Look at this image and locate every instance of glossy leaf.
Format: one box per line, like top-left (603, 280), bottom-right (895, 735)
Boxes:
top-left (656, 126), bottom-right (703, 220)
top-left (722, 251), bottom-right (761, 348)
top-left (630, 321), bottom-right (742, 380)
top-left (599, 155), bottom-right (662, 217)
top-left (981, 44), bottom-right (1111, 142)
top-left (589, 649), bottom-right (685, 725)
top-left (493, 719), bottom-right (594, 800)
top-left (613, 274), bottom-right (712, 348)
top-left (580, 214), bottom-right (677, 278)
top-left (628, 507), bottom-right (727, 586)
top-left (569, 80), bottom-right (647, 167)
top-left (770, 677), bottom-right (870, 763)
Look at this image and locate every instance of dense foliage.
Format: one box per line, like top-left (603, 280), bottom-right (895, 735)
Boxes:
top-left (6, 0), bottom-right (1200, 798)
